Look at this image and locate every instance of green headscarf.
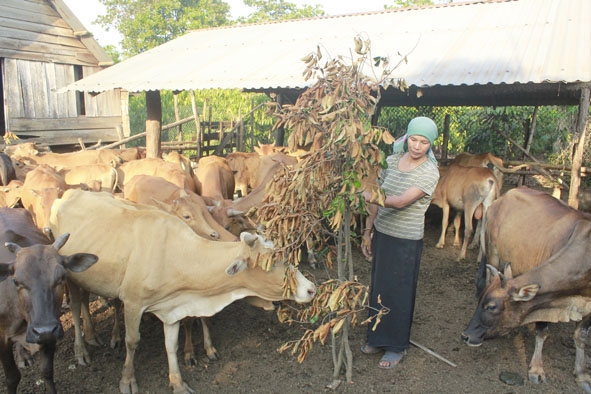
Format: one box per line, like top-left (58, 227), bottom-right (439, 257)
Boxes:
top-left (392, 116), bottom-right (438, 164)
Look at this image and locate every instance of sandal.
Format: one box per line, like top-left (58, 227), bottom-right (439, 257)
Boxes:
top-left (378, 351), bottom-right (403, 369)
top-left (361, 344), bottom-right (381, 355)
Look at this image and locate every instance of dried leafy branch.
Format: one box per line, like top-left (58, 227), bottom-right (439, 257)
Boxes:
top-left (252, 35), bottom-right (408, 373)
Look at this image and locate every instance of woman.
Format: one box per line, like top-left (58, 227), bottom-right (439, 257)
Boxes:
top-left (361, 116), bottom-right (439, 369)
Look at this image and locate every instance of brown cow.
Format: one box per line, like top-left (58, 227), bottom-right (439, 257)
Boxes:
top-left (431, 164), bottom-right (499, 261)
top-left (49, 189), bottom-right (316, 394)
top-left (0, 208), bottom-right (97, 394)
top-left (20, 164), bottom-right (67, 239)
top-left (451, 152), bottom-right (504, 187)
top-left (465, 187), bottom-right (591, 387)
top-left (462, 207), bottom-right (591, 393)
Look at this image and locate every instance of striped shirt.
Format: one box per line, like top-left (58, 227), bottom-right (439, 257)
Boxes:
top-left (374, 153), bottom-right (439, 240)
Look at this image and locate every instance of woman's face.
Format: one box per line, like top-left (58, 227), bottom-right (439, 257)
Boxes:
top-left (407, 135), bottom-right (431, 159)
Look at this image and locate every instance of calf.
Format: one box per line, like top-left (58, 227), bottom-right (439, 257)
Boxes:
top-left (0, 208), bottom-right (97, 394)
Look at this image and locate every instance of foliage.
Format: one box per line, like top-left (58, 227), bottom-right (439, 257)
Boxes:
top-left (253, 36), bottom-right (407, 366)
top-left (102, 44), bottom-right (122, 63)
top-left (96, 0), bottom-right (231, 57)
top-left (238, 0), bottom-right (324, 23)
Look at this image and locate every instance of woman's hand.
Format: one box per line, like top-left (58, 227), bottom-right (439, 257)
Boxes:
top-left (361, 231), bottom-right (372, 261)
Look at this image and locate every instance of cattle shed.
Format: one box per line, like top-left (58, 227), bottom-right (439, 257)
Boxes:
top-left (62, 0), bottom-right (591, 201)
top-left (0, 0), bottom-right (127, 149)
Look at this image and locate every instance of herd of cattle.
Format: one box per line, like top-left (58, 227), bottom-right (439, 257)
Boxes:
top-left (0, 141), bottom-right (589, 393)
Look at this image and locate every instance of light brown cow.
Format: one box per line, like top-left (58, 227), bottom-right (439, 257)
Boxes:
top-left (463, 187), bottom-right (591, 392)
top-left (124, 174), bottom-right (236, 241)
top-left (195, 155), bottom-right (235, 201)
top-left (10, 146), bottom-right (128, 169)
top-left (431, 164), bottom-right (499, 261)
top-left (0, 180), bottom-right (23, 208)
top-left (61, 164), bottom-right (119, 193)
top-left (21, 164), bottom-right (67, 238)
top-left (226, 151), bottom-right (261, 197)
top-left (117, 157), bottom-right (196, 192)
top-left (49, 189), bottom-right (316, 394)
top-left (451, 151), bottom-right (504, 186)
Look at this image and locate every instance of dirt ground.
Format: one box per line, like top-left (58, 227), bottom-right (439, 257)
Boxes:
top-left (4, 183), bottom-right (584, 394)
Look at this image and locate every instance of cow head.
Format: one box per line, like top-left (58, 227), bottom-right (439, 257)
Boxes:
top-left (462, 264), bottom-right (539, 347)
top-left (0, 233), bottom-right (98, 344)
top-left (223, 232), bottom-right (316, 305)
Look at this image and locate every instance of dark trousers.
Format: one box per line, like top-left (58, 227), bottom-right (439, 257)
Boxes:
top-left (366, 230), bottom-right (423, 353)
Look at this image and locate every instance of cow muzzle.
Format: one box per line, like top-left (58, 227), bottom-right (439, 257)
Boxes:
top-left (26, 323), bottom-right (64, 344)
top-left (461, 332), bottom-right (483, 347)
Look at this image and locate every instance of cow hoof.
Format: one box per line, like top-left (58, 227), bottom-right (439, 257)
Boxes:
top-left (528, 370), bottom-right (546, 384)
top-left (576, 374), bottom-right (591, 394)
top-left (172, 382), bottom-right (196, 394)
top-left (184, 352), bottom-right (197, 367)
top-left (119, 378), bottom-right (139, 394)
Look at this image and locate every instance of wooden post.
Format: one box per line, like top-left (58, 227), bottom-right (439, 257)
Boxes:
top-left (568, 87), bottom-right (591, 208)
top-left (441, 114), bottom-right (450, 160)
top-left (518, 106), bottom-right (538, 187)
top-left (174, 92), bottom-right (181, 143)
top-left (275, 92), bottom-right (285, 146)
top-left (190, 90), bottom-right (201, 159)
top-left (145, 90), bottom-right (162, 158)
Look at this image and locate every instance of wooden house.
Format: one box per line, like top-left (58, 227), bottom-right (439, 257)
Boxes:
top-left (0, 0), bottom-right (128, 150)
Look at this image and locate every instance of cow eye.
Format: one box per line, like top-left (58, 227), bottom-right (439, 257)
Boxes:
top-left (484, 302), bottom-right (497, 312)
top-left (183, 215), bottom-right (190, 220)
top-left (12, 278), bottom-right (22, 289)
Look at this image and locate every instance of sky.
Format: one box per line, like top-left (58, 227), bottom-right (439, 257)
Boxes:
top-left (62, 0), bottom-right (392, 48)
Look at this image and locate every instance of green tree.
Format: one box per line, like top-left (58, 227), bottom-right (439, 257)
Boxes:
top-left (96, 0), bottom-right (231, 57)
top-left (238, 0), bottom-right (324, 23)
top-left (102, 44), bottom-right (122, 63)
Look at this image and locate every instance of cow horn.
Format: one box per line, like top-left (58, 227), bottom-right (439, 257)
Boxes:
top-left (240, 232), bottom-right (258, 246)
top-left (504, 263), bottom-right (514, 280)
top-left (5, 242), bottom-right (21, 254)
top-left (52, 233), bottom-right (70, 251)
top-left (486, 264), bottom-right (499, 278)
top-left (227, 208), bottom-right (244, 217)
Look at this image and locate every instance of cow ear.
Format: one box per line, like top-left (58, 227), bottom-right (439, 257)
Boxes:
top-left (226, 259), bottom-right (248, 276)
top-left (511, 284), bottom-right (539, 302)
top-left (64, 253), bottom-right (98, 273)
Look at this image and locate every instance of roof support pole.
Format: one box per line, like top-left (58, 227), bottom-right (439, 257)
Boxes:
top-left (146, 90), bottom-right (162, 158)
top-left (568, 87), bottom-right (590, 208)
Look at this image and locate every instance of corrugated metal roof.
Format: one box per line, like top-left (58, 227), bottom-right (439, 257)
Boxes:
top-left (63, 0), bottom-right (591, 94)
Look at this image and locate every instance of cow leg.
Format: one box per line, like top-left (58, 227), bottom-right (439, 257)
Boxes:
top-left (468, 219), bottom-right (482, 250)
top-left (0, 341), bottom-right (21, 394)
top-left (120, 305), bottom-right (141, 394)
top-left (528, 322), bottom-right (549, 384)
top-left (574, 314), bottom-right (591, 393)
top-left (436, 203), bottom-right (450, 249)
top-left (459, 207), bottom-right (475, 261)
top-left (38, 342), bottom-right (57, 394)
top-left (163, 321), bottom-right (196, 394)
top-left (68, 281), bottom-right (92, 366)
top-left (452, 211), bottom-right (462, 247)
top-left (79, 288), bottom-right (102, 347)
top-left (110, 298), bottom-right (123, 349)
top-left (182, 318), bottom-right (196, 366)
top-left (200, 317), bottom-right (219, 360)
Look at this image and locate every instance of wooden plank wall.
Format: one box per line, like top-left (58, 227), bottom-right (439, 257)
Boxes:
top-left (0, 0), bottom-right (103, 66)
top-left (0, 0), bottom-right (123, 147)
